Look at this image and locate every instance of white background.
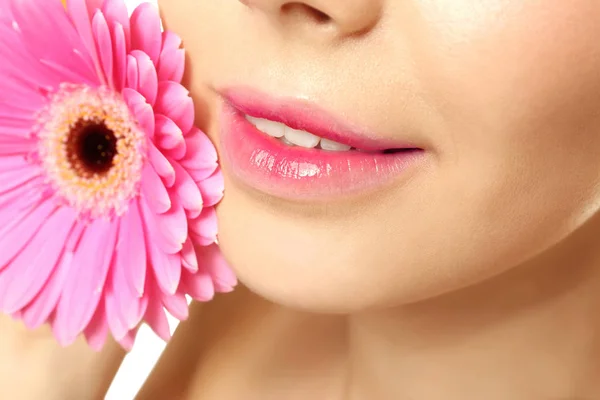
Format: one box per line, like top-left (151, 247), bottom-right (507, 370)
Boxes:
top-left (105, 1), bottom-right (176, 399)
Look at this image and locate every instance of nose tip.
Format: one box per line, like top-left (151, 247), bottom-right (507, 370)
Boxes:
top-left (240, 0), bottom-right (383, 37)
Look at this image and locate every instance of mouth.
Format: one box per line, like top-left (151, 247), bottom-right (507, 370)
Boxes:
top-left (218, 87), bottom-right (426, 201)
top-left (244, 114), bottom-right (418, 154)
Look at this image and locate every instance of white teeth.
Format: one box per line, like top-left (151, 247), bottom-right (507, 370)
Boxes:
top-left (245, 115), bottom-right (285, 138)
top-left (280, 136), bottom-right (295, 146)
top-left (284, 127), bottom-right (320, 148)
top-left (320, 138), bottom-right (352, 152)
top-left (245, 115), bottom-right (353, 151)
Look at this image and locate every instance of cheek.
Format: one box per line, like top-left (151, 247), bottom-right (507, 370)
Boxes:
top-left (410, 0), bottom-right (600, 226)
top-left (380, 0), bottom-right (600, 298)
top-left (411, 0), bottom-right (600, 144)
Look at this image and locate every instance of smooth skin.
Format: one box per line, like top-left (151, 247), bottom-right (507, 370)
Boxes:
top-left (151, 0), bottom-right (600, 399)
top-left (163, 0), bottom-right (600, 313)
top-left (4, 0), bottom-right (600, 399)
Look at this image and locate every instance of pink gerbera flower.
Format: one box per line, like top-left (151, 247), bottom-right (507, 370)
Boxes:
top-left (0, 0), bottom-right (236, 350)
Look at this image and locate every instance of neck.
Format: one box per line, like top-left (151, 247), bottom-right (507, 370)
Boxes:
top-left (347, 217), bottom-right (600, 400)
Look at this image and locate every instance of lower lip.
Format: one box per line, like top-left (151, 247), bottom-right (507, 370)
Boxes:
top-left (219, 101), bottom-right (425, 201)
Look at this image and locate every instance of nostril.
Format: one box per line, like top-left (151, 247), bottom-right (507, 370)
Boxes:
top-left (281, 3), bottom-right (332, 24)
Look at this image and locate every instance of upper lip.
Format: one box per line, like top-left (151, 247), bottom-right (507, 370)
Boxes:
top-left (219, 86), bottom-right (421, 152)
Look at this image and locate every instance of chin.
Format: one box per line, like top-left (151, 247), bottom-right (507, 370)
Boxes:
top-left (216, 220), bottom-right (567, 315)
top-left (217, 244), bottom-right (373, 314)
top-left (216, 221), bottom-right (470, 314)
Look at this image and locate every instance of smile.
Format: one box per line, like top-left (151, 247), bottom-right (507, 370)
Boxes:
top-left (219, 87), bottom-right (426, 201)
top-left (245, 115), bottom-right (354, 151)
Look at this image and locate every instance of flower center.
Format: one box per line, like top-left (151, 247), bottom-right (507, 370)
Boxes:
top-left (36, 84), bottom-right (147, 219)
top-left (67, 120), bottom-right (118, 176)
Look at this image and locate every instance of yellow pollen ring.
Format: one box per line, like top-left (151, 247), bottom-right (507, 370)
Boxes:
top-left (37, 84), bottom-right (147, 218)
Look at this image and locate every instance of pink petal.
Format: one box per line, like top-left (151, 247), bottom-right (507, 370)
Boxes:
top-left (126, 296), bottom-right (148, 331)
top-left (161, 291), bottom-right (188, 321)
top-left (0, 88), bottom-right (42, 115)
top-left (143, 280), bottom-right (171, 341)
top-left (0, 199), bottom-right (57, 270)
top-left (155, 114), bottom-right (186, 160)
top-left (0, 207), bottom-right (77, 314)
top-left (83, 300), bottom-right (109, 351)
top-left (0, 178), bottom-right (47, 227)
top-left (0, 111), bottom-right (34, 131)
top-left (54, 218), bottom-right (119, 345)
top-left (101, 0), bottom-right (131, 49)
top-left (0, 106), bottom-right (35, 124)
top-left (155, 82), bottom-right (195, 135)
top-left (110, 23), bottom-right (127, 91)
top-left (21, 247), bottom-right (73, 330)
top-left (0, 141), bottom-right (35, 155)
top-left (155, 196), bottom-right (188, 254)
top-left (187, 164), bottom-right (219, 184)
top-left (83, 1), bottom-right (104, 20)
top-left (150, 247), bottom-right (182, 296)
top-left (141, 164), bottom-right (171, 214)
top-left (117, 201), bottom-right (147, 297)
top-left (157, 48), bottom-right (185, 83)
top-left (0, 166), bottom-right (42, 196)
top-left (0, 89), bottom-right (28, 109)
top-left (10, 0), bottom-right (97, 85)
top-left (161, 30), bottom-right (182, 54)
top-left (19, 219), bottom-right (85, 330)
top-left (111, 250), bottom-right (148, 329)
top-left (197, 169), bottom-right (225, 207)
top-left (0, 0), bottom-right (13, 20)
top-left (111, 214), bottom-right (150, 329)
top-left (171, 159), bottom-right (203, 218)
top-left (126, 54), bottom-right (139, 92)
top-left (117, 327), bottom-right (139, 351)
top-left (66, 0), bottom-right (106, 84)
top-left (189, 234), bottom-right (214, 247)
top-left (138, 197), bottom-right (180, 255)
top-left (181, 268), bottom-right (214, 302)
top-left (189, 207), bottom-right (218, 246)
top-left (139, 198), bottom-right (182, 294)
top-left (0, 101), bottom-right (32, 119)
top-left (122, 88), bottom-right (155, 140)
top-left (178, 127), bottom-right (218, 171)
top-left (38, 59), bottom-right (98, 87)
top-left (109, 265), bottom-right (140, 330)
top-left (0, 35), bottom-right (60, 93)
top-left (104, 283), bottom-right (130, 341)
top-left (148, 142), bottom-right (176, 187)
top-left (130, 2), bottom-right (162, 64)
top-left (0, 154), bottom-right (31, 171)
top-left (128, 50), bottom-right (158, 106)
top-left (196, 244), bottom-right (237, 293)
top-left (92, 10), bottom-right (114, 88)
top-left (180, 237), bottom-right (198, 273)
top-left (0, 111), bottom-right (37, 132)
top-left (0, 64), bottom-right (55, 97)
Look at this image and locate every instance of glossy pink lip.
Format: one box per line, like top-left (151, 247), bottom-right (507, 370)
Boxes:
top-left (219, 87), bottom-right (426, 201)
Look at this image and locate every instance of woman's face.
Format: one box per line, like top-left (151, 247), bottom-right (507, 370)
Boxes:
top-left (160, 0), bottom-right (600, 311)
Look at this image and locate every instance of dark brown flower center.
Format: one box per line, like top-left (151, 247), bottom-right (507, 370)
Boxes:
top-left (67, 119), bottom-right (117, 176)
